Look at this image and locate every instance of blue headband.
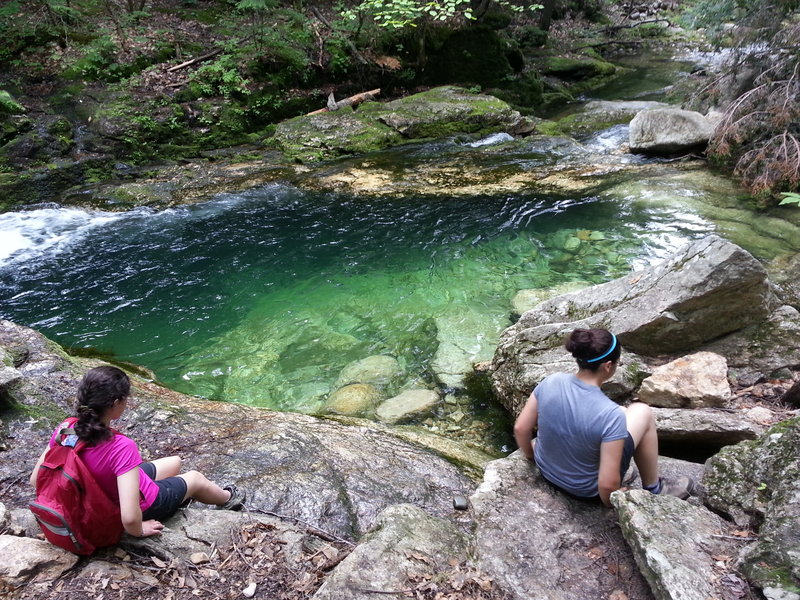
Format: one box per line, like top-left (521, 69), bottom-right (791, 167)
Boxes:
top-left (585, 334), bottom-right (617, 363)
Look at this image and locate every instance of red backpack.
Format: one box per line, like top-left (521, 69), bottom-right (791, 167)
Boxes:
top-left (29, 418), bottom-right (124, 555)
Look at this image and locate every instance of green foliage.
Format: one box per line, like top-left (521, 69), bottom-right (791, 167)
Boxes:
top-left (344, 0), bottom-right (541, 30)
top-left (779, 192), bottom-right (800, 207)
top-left (191, 53), bottom-right (251, 98)
top-left (0, 91), bottom-right (25, 115)
top-left (63, 34), bottom-right (122, 81)
top-left (0, 1), bottom-right (57, 63)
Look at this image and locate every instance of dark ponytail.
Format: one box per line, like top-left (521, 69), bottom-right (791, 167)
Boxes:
top-left (73, 366), bottom-right (130, 445)
top-left (565, 328), bottom-right (621, 371)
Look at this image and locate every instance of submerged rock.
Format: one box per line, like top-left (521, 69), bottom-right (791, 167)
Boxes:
top-left (326, 383), bottom-right (383, 416)
top-left (376, 389), bottom-right (439, 424)
top-left (511, 281), bottom-right (591, 317)
top-left (334, 355), bottom-right (404, 390)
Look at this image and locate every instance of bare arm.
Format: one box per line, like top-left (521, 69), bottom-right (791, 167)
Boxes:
top-left (598, 439), bottom-right (624, 508)
top-left (117, 467), bottom-right (163, 537)
top-left (513, 391), bottom-right (539, 461)
top-left (29, 446), bottom-right (50, 487)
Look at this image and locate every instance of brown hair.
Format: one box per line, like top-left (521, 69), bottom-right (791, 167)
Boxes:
top-left (73, 366), bottom-right (130, 445)
top-left (565, 328), bottom-right (620, 371)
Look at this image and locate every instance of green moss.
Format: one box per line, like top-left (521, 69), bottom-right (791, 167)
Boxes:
top-left (534, 120), bottom-right (565, 136)
top-left (544, 56), bottom-right (617, 80)
top-left (0, 90), bottom-right (25, 115)
top-left (11, 401), bottom-right (68, 430)
top-left (625, 362), bottom-right (648, 389)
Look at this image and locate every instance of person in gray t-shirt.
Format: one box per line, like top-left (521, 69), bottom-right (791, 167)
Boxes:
top-left (513, 328), bottom-right (694, 506)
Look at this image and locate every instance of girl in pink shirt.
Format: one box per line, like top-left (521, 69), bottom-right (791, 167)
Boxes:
top-left (31, 366), bottom-right (245, 538)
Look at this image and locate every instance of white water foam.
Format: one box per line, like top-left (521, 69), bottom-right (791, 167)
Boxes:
top-left (0, 207), bottom-right (126, 266)
top-left (466, 132), bottom-right (515, 148)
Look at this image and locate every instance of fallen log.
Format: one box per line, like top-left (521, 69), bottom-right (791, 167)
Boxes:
top-left (167, 48), bottom-right (223, 73)
top-left (307, 88), bottom-right (381, 115)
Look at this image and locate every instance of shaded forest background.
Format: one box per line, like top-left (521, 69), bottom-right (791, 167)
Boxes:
top-left (0, 0), bottom-right (797, 204)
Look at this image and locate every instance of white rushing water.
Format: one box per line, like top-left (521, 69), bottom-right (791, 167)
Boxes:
top-left (0, 207), bottom-right (126, 266)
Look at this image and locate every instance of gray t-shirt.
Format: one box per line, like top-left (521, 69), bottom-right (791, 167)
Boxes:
top-left (534, 372), bottom-right (628, 497)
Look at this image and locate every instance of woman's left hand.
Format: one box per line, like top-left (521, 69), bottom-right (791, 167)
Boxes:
top-left (141, 519), bottom-right (164, 537)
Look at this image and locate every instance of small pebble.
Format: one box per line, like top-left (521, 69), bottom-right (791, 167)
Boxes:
top-left (190, 552), bottom-right (210, 565)
top-left (242, 582), bottom-right (257, 598)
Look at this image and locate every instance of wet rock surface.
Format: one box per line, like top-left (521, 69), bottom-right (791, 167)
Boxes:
top-left (273, 87), bottom-right (524, 163)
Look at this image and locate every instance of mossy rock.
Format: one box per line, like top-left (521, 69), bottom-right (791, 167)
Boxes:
top-left (488, 71), bottom-right (545, 110)
top-left (272, 87), bottom-right (521, 163)
top-left (272, 109), bottom-right (404, 163)
top-left (704, 417), bottom-right (800, 595)
top-left (377, 86), bottom-right (520, 139)
top-left (550, 100), bottom-right (670, 138)
top-left (543, 56), bottom-right (617, 81)
top-left (0, 91), bottom-right (25, 115)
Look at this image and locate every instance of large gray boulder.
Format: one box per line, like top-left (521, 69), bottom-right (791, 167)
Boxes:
top-left (702, 305), bottom-right (800, 386)
top-left (629, 108), bottom-right (715, 154)
top-left (612, 490), bottom-right (749, 600)
top-left (490, 236), bottom-right (776, 415)
top-left (470, 451), bottom-right (654, 600)
top-left (703, 417), bottom-right (800, 597)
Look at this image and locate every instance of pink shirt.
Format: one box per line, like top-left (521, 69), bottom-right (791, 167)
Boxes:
top-left (49, 420), bottom-right (159, 512)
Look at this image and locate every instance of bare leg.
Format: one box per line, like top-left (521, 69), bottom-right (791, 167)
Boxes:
top-left (178, 470), bottom-right (231, 505)
top-left (149, 456), bottom-right (182, 480)
top-left (623, 402), bottom-right (659, 488)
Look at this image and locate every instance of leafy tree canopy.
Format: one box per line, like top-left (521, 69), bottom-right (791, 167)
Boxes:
top-left (344, 0), bottom-right (542, 29)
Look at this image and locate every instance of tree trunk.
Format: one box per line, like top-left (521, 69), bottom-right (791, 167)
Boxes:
top-left (780, 379), bottom-right (800, 408)
top-left (539, 0), bottom-right (556, 31)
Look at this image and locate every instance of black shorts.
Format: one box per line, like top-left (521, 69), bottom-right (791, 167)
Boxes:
top-left (139, 462), bottom-right (189, 521)
top-left (619, 432), bottom-right (635, 481)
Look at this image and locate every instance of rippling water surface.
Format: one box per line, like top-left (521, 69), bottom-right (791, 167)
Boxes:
top-left (0, 180), bottom-right (708, 404)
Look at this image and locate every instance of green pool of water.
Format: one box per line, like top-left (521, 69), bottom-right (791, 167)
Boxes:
top-left (1, 150), bottom-right (798, 455)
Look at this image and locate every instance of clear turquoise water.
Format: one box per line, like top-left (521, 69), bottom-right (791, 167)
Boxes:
top-left (0, 178), bottom-right (733, 410)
